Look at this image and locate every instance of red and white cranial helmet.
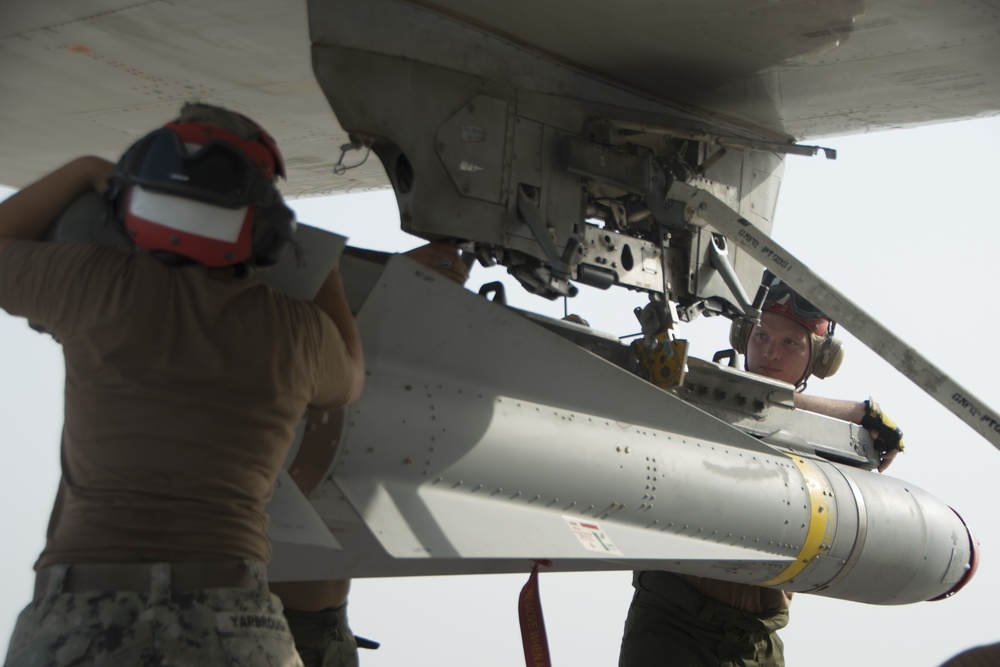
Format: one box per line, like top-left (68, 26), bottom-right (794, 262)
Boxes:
top-left (761, 282), bottom-right (832, 336)
top-left (112, 103), bottom-right (295, 267)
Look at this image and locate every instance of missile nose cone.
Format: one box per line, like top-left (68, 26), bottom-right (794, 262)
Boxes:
top-left (930, 506), bottom-right (980, 601)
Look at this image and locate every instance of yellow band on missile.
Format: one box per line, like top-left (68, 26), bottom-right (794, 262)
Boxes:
top-left (755, 456), bottom-right (834, 587)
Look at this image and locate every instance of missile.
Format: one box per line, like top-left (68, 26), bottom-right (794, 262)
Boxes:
top-left (270, 255), bottom-right (977, 605)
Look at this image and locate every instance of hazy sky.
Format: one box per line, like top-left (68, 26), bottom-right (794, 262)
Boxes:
top-left (2, 116), bottom-right (999, 666)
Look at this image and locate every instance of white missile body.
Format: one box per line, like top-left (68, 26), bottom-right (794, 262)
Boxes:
top-left (269, 256), bottom-right (977, 605)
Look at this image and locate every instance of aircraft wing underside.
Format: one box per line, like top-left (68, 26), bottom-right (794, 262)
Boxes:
top-left (1, 0), bottom-right (998, 194)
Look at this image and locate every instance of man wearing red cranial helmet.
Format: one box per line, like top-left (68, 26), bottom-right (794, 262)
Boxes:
top-left (0, 103), bottom-right (364, 665)
top-left (620, 272), bottom-right (905, 667)
top-left (741, 274), bottom-right (903, 472)
top-left (111, 102), bottom-right (297, 269)
top-left (745, 278), bottom-right (842, 389)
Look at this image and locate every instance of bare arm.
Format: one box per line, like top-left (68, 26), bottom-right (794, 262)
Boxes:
top-left (792, 394), bottom-right (866, 423)
top-left (403, 242), bottom-right (469, 284)
top-left (793, 393), bottom-right (901, 472)
top-left (0, 156), bottom-right (114, 252)
top-left (313, 260), bottom-right (365, 405)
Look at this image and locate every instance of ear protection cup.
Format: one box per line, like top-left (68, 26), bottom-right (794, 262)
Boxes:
top-left (250, 192), bottom-right (297, 267)
top-left (729, 318), bottom-right (753, 355)
top-left (106, 141), bottom-right (139, 229)
top-left (809, 333), bottom-right (844, 379)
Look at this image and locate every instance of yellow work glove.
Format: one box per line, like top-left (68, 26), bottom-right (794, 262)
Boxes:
top-left (861, 398), bottom-right (904, 454)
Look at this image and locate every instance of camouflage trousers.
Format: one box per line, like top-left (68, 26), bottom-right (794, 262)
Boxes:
top-left (283, 604), bottom-right (358, 667)
top-left (619, 571), bottom-right (788, 667)
top-left (4, 561), bottom-right (304, 667)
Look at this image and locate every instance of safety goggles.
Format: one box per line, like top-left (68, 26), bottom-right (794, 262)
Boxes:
top-left (761, 278), bottom-right (834, 335)
top-left (763, 282), bottom-right (826, 320)
top-left (118, 129), bottom-right (274, 209)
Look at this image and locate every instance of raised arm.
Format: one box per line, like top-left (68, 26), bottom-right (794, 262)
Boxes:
top-left (0, 157), bottom-right (114, 252)
top-left (309, 241), bottom-right (465, 407)
top-left (313, 260), bottom-right (365, 405)
top-left (793, 393), bottom-right (904, 472)
top-left (792, 394), bottom-right (866, 423)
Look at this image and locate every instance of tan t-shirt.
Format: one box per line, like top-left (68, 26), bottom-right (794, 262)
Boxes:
top-left (0, 241), bottom-right (356, 567)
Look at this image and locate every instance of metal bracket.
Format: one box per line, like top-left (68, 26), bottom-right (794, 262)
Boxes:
top-left (633, 300), bottom-right (688, 388)
top-left (562, 135), bottom-right (673, 224)
top-left (515, 183), bottom-right (571, 276)
top-left (598, 119), bottom-right (837, 159)
top-left (708, 234), bottom-right (762, 322)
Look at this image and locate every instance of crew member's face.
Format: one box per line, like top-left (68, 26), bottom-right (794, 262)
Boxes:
top-left (746, 311), bottom-right (811, 385)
